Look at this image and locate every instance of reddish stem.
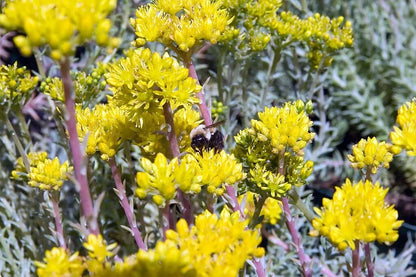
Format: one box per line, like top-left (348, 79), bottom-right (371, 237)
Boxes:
top-left (352, 241), bottom-right (361, 277)
top-left (364, 243), bottom-right (374, 277)
top-left (60, 58), bottom-right (99, 235)
top-left (162, 102), bottom-right (194, 225)
top-left (185, 60), bottom-right (212, 126)
top-left (109, 158), bottom-right (146, 250)
top-left (51, 194), bottom-right (66, 249)
top-left (282, 197), bottom-right (312, 277)
top-left (163, 102), bottom-right (180, 158)
top-left (225, 185), bottom-right (244, 218)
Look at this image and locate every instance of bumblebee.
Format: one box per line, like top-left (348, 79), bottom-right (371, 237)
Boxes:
top-left (190, 121), bottom-right (224, 154)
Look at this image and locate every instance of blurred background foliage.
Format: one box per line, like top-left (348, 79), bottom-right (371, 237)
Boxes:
top-left (0, 0), bottom-right (415, 276)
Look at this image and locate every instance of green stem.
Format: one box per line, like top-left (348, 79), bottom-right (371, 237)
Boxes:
top-left (248, 195), bottom-right (267, 229)
top-left (217, 48), bottom-right (226, 104)
top-left (34, 48), bottom-right (46, 78)
top-left (4, 114), bottom-right (30, 171)
top-left (260, 45), bottom-right (282, 108)
top-left (288, 189), bottom-right (315, 223)
top-left (16, 112), bottom-right (32, 150)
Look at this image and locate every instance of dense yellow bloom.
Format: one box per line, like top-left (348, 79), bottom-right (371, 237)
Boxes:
top-left (84, 234), bottom-right (117, 274)
top-left (90, 240), bottom-right (197, 277)
top-left (311, 179), bottom-right (403, 251)
top-left (195, 149), bottom-right (245, 195)
top-left (253, 100), bottom-right (315, 154)
top-left (390, 100), bottom-right (416, 156)
top-left (347, 137), bottom-right (400, 174)
top-left (35, 247), bottom-right (85, 277)
top-left (233, 100), bottom-right (314, 198)
top-left (136, 150), bottom-right (245, 205)
top-left (249, 164), bottom-right (290, 198)
top-left (11, 151), bottom-right (72, 190)
top-left (239, 191), bottom-right (282, 225)
top-left (136, 153), bottom-right (179, 206)
top-left (40, 65), bottom-right (107, 104)
top-left (131, 0), bottom-right (232, 54)
top-left (0, 62), bottom-right (38, 109)
top-left (165, 210), bottom-right (265, 277)
top-left (0, 0), bottom-right (119, 60)
top-left (76, 104), bottom-right (136, 160)
top-left (106, 48), bottom-right (201, 125)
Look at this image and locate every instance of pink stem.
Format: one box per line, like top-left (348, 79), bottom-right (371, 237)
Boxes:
top-left (185, 61), bottom-right (212, 126)
top-left (364, 243), bottom-right (373, 277)
top-left (60, 58), bottom-right (99, 235)
top-left (162, 102), bottom-right (194, 225)
top-left (109, 158), bottom-right (146, 250)
top-left (321, 264), bottom-right (338, 277)
top-left (282, 197), bottom-right (312, 277)
top-left (51, 195), bottom-right (66, 249)
top-left (225, 185), bottom-right (244, 218)
top-left (352, 241), bottom-right (360, 277)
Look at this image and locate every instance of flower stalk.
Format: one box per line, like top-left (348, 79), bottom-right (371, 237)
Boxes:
top-left (352, 241), bottom-right (360, 277)
top-left (51, 191), bottom-right (66, 249)
top-left (109, 157), bottom-right (146, 250)
top-left (60, 57), bottom-right (99, 235)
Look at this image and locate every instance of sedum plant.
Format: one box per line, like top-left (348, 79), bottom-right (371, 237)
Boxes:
top-left (0, 0), bottom-right (414, 277)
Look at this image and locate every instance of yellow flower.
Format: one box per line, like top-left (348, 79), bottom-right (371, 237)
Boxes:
top-left (165, 210), bottom-right (265, 277)
top-left (195, 150), bottom-right (245, 195)
top-left (90, 240), bottom-right (197, 277)
top-left (311, 179), bottom-right (403, 251)
top-left (347, 137), bottom-right (400, 174)
top-left (35, 247), bottom-right (85, 277)
top-left (131, 0), bottom-right (232, 54)
top-left (390, 100), bottom-right (416, 156)
top-left (136, 153), bottom-right (178, 206)
top-left (84, 234), bottom-right (117, 263)
top-left (0, 62), bottom-right (38, 109)
top-left (28, 157), bottom-right (72, 190)
top-left (76, 104), bottom-right (136, 160)
top-left (106, 48), bottom-right (201, 126)
top-left (239, 191), bottom-right (282, 225)
top-left (12, 151), bottom-right (72, 191)
top-left (41, 65), bottom-right (107, 104)
top-left (254, 100), bottom-right (315, 154)
top-left (249, 164), bottom-right (291, 198)
top-left (0, 0), bottom-right (118, 59)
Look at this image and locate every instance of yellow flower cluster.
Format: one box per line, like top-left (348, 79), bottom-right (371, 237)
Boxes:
top-left (311, 179), bottom-right (403, 251)
top-left (131, 0), bottom-right (232, 55)
top-left (239, 191), bottom-right (282, 225)
top-left (35, 247), bottom-right (84, 277)
top-left (0, 0), bottom-right (119, 60)
top-left (221, 0), bottom-right (281, 51)
top-left (272, 12), bottom-right (353, 68)
top-left (0, 63), bottom-right (38, 109)
top-left (40, 64), bottom-right (107, 105)
top-left (249, 164), bottom-right (290, 198)
top-left (347, 137), bottom-right (400, 174)
top-left (390, 100), bottom-right (416, 156)
top-left (233, 100), bottom-right (314, 198)
top-left (136, 150), bottom-right (245, 206)
top-left (105, 48), bottom-right (201, 125)
top-left (76, 104), bottom-right (136, 161)
top-left (110, 240), bottom-right (196, 277)
top-left (165, 210), bottom-right (265, 277)
top-left (253, 100), bottom-right (315, 154)
top-left (11, 151), bottom-right (72, 190)
top-left (84, 234), bottom-right (118, 274)
top-left (35, 234), bottom-right (117, 277)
